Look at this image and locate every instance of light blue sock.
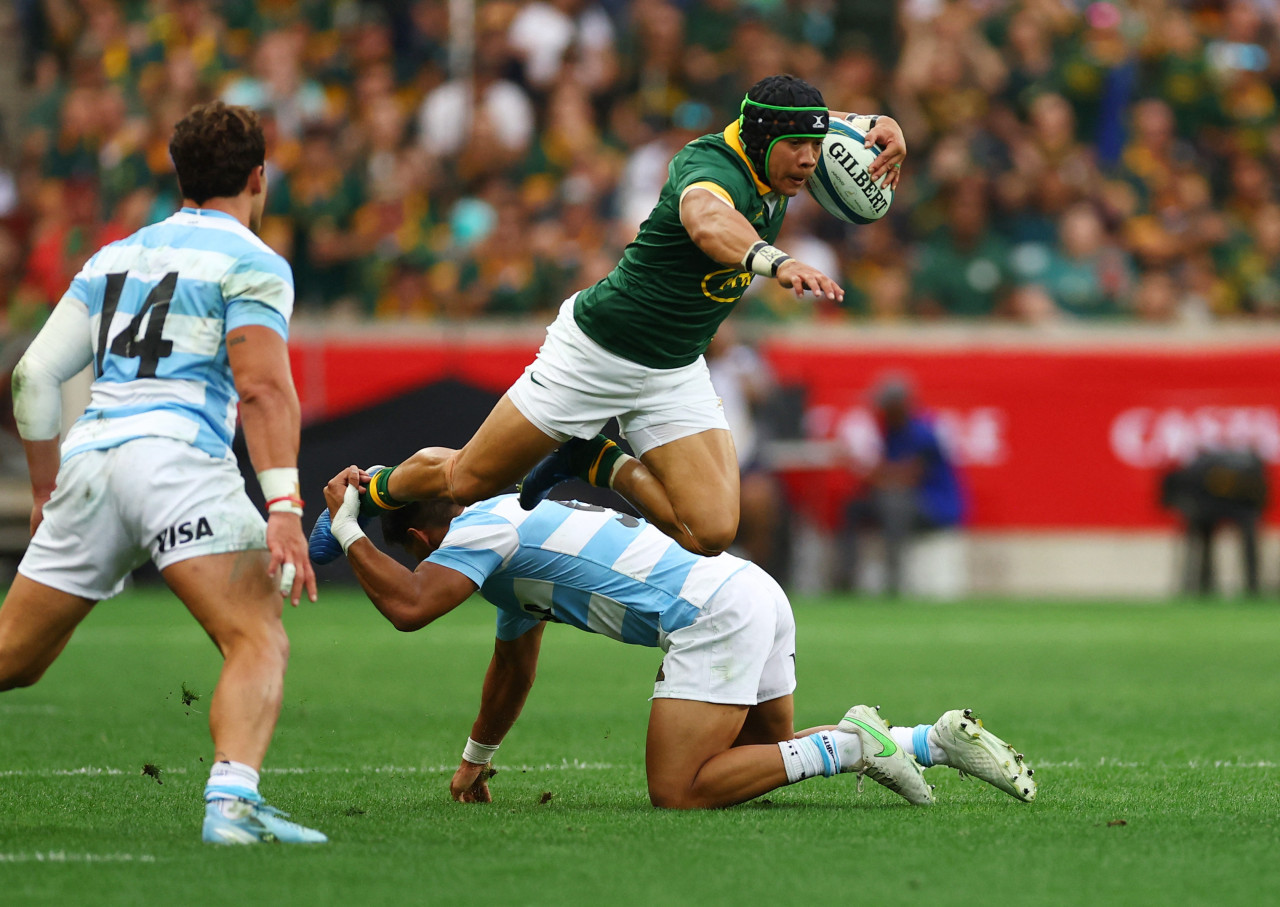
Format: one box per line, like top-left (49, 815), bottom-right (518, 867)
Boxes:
top-left (912, 725), bottom-right (935, 767)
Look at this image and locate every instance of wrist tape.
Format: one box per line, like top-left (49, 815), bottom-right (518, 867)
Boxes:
top-left (741, 240), bottom-right (791, 277)
top-left (331, 483), bottom-right (367, 553)
top-left (258, 468), bottom-right (304, 516)
top-left (462, 737), bottom-right (500, 765)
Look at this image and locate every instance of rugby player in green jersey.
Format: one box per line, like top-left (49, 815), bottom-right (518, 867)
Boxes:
top-left (355, 75), bottom-right (906, 556)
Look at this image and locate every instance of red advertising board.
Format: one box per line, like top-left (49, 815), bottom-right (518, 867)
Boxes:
top-left (287, 331), bottom-right (1280, 530)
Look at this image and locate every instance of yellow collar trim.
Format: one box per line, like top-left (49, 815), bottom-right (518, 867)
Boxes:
top-left (723, 121), bottom-right (772, 196)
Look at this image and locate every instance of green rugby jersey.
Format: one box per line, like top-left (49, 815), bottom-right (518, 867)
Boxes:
top-left (574, 121), bottom-right (788, 369)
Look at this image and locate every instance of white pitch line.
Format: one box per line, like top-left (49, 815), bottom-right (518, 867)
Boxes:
top-left (0, 761), bottom-right (621, 779)
top-left (0, 852), bottom-right (157, 863)
top-left (1, 759), bottom-right (1273, 779)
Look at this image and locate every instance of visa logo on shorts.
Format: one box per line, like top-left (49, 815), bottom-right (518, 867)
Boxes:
top-left (155, 517), bottom-right (213, 552)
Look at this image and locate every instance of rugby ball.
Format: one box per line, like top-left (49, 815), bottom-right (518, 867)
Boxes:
top-left (808, 118), bottom-right (894, 225)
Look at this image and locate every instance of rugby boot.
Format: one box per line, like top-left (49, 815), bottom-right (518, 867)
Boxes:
top-left (838, 704), bottom-right (934, 805)
top-left (518, 435), bottom-right (620, 510)
top-left (932, 708), bottom-right (1036, 802)
top-left (203, 796), bottom-right (328, 845)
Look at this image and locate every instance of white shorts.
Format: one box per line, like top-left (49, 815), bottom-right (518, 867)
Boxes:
top-left (652, 563), bottom-right (797, 706)
top-left (19, 438), bottom-right (267, 600)
top-left (507, 296), bottom-right (730, 457)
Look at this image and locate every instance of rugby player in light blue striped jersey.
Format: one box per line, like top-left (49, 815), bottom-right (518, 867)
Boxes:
top-left (0, 102), bottom-right (325, 844)
top-left (316, 467), bottom-right (1038, 809)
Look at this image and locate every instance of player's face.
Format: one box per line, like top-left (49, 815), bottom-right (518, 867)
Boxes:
top-left (768, 138), bottom-right (822, 197)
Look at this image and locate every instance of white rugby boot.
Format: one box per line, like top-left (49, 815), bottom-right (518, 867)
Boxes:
top-left (837, 705), bottom-right (934, 805)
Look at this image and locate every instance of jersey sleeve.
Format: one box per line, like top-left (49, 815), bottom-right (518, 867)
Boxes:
top-left (670, 143), bottom-right (757, 214)
top-left (222, 248), bottom-right (294, 339)
top-left (425, 509), bottom-right (520, 588)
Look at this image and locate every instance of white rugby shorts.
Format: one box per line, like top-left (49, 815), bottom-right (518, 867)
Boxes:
top-left (507, 296), bottom-right (730, 457)
top-left (19, 438), bottom-right (267, 600)
top-left (652, 563), bottom-right (797, 706)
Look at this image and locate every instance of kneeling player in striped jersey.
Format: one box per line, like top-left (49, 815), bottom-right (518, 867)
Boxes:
top-left (314, 466), bottom-right (1036, 809)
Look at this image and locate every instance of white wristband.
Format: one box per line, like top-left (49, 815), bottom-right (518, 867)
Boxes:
top-left (258, 467), bottom-right (303, 516)
top-left (331, 482), bottom-right (367, 553)
top-left (741, 240), bottom-right (792, 277)
top-left (462, 737), bottom-right (500, 765)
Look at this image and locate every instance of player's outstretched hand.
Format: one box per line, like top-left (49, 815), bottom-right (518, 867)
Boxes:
top-left (451, 760), bottom-right (494, 804)
top-left (776, 259), bottom-right (845, 303)
top-left (266, 511), bottom-right (318, 607)
top-left (864, 117), bottom-right (907, 191)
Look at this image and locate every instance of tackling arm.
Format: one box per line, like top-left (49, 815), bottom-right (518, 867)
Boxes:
top-left (323, 468), bottom-right (478, 631)
top-left (451, 624), bottom-right (546, 803)
top-left (11, 294), bottom-right (95, 533)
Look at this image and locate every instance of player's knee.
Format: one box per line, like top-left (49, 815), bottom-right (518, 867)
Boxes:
top-left (647, 785), bottom-right (705, 810)
top-left (223, 621), bottom-right (289, 670)
top-left (0, 651), bottom-right (46, 691)
top-left (685, 519), bottom-right (738, 557)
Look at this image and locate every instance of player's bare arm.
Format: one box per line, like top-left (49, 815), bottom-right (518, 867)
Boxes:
top-left (451, 624), bottom-right (546, 804)
top-left (322, 467), bottom-right (476, 630)
top-left (679, 186), bottom-right (844, 302)
top-left (11, 295), bottom-right (95, 534)
top-left (228, 325), bottom-right (316, 606)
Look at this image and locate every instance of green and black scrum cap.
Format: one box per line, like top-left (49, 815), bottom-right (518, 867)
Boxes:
top-left (739, 74), bottom-right (828, 187)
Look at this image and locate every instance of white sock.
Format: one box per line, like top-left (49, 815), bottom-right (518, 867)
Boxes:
top-left (888, 724), bottom-right (949, 767)
top-left (777, 731), bottom-right (852, 783)
top-left (205, 760), bottom-right (261, 803)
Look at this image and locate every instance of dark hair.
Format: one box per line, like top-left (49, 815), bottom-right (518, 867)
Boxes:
top-left (380, 498), bottom-right (460, 546)
top-left (168, 102), bottom-right (265, 204)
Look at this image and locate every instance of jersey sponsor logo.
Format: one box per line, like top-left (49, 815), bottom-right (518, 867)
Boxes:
top-left (700, 268), bottom-right (755, 303)
top-left (154, 516), bottom-right (213, 553)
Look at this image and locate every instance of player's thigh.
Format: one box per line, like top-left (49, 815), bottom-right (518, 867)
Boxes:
top-left (639, 429), bottom-right (740, 528)
top-left (647, 697), bottom-right (750, 792)
top-left (162, 549), bottom-right (284, 655)
top-left (0, 574), bottom-right (96, 686)
top-left (449, 395), bottom-right (566, 500)
top-left (735, 694), bottom-right (796, 746)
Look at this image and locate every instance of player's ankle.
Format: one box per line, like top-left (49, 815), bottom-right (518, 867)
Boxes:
top-left (778, 731), bottom-right (852, 782)
top-left (887, 723), bottom-right (947, 767)
top-left (366, 465), bottom-right (408, 511)
top-left (585, 437), bottom-right (631, 489)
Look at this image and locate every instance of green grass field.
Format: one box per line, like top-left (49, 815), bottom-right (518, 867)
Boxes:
top-left (1, 585), bottom-right (1277, 906)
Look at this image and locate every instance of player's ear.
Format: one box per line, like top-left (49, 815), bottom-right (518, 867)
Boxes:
top-left (406, 526), bottom-right (433, 553)
top-left (247, 165), bottom-right (266, 196)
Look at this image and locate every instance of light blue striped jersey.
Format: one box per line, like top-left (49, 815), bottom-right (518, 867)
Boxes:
top-left (58, 207), bottom-right (293, 462)
top-left (427, 495), bottom-right (750, 646)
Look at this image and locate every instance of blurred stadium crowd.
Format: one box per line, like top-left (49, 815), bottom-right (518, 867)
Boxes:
top-left (2, 0), bottom-right (1280, 331)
